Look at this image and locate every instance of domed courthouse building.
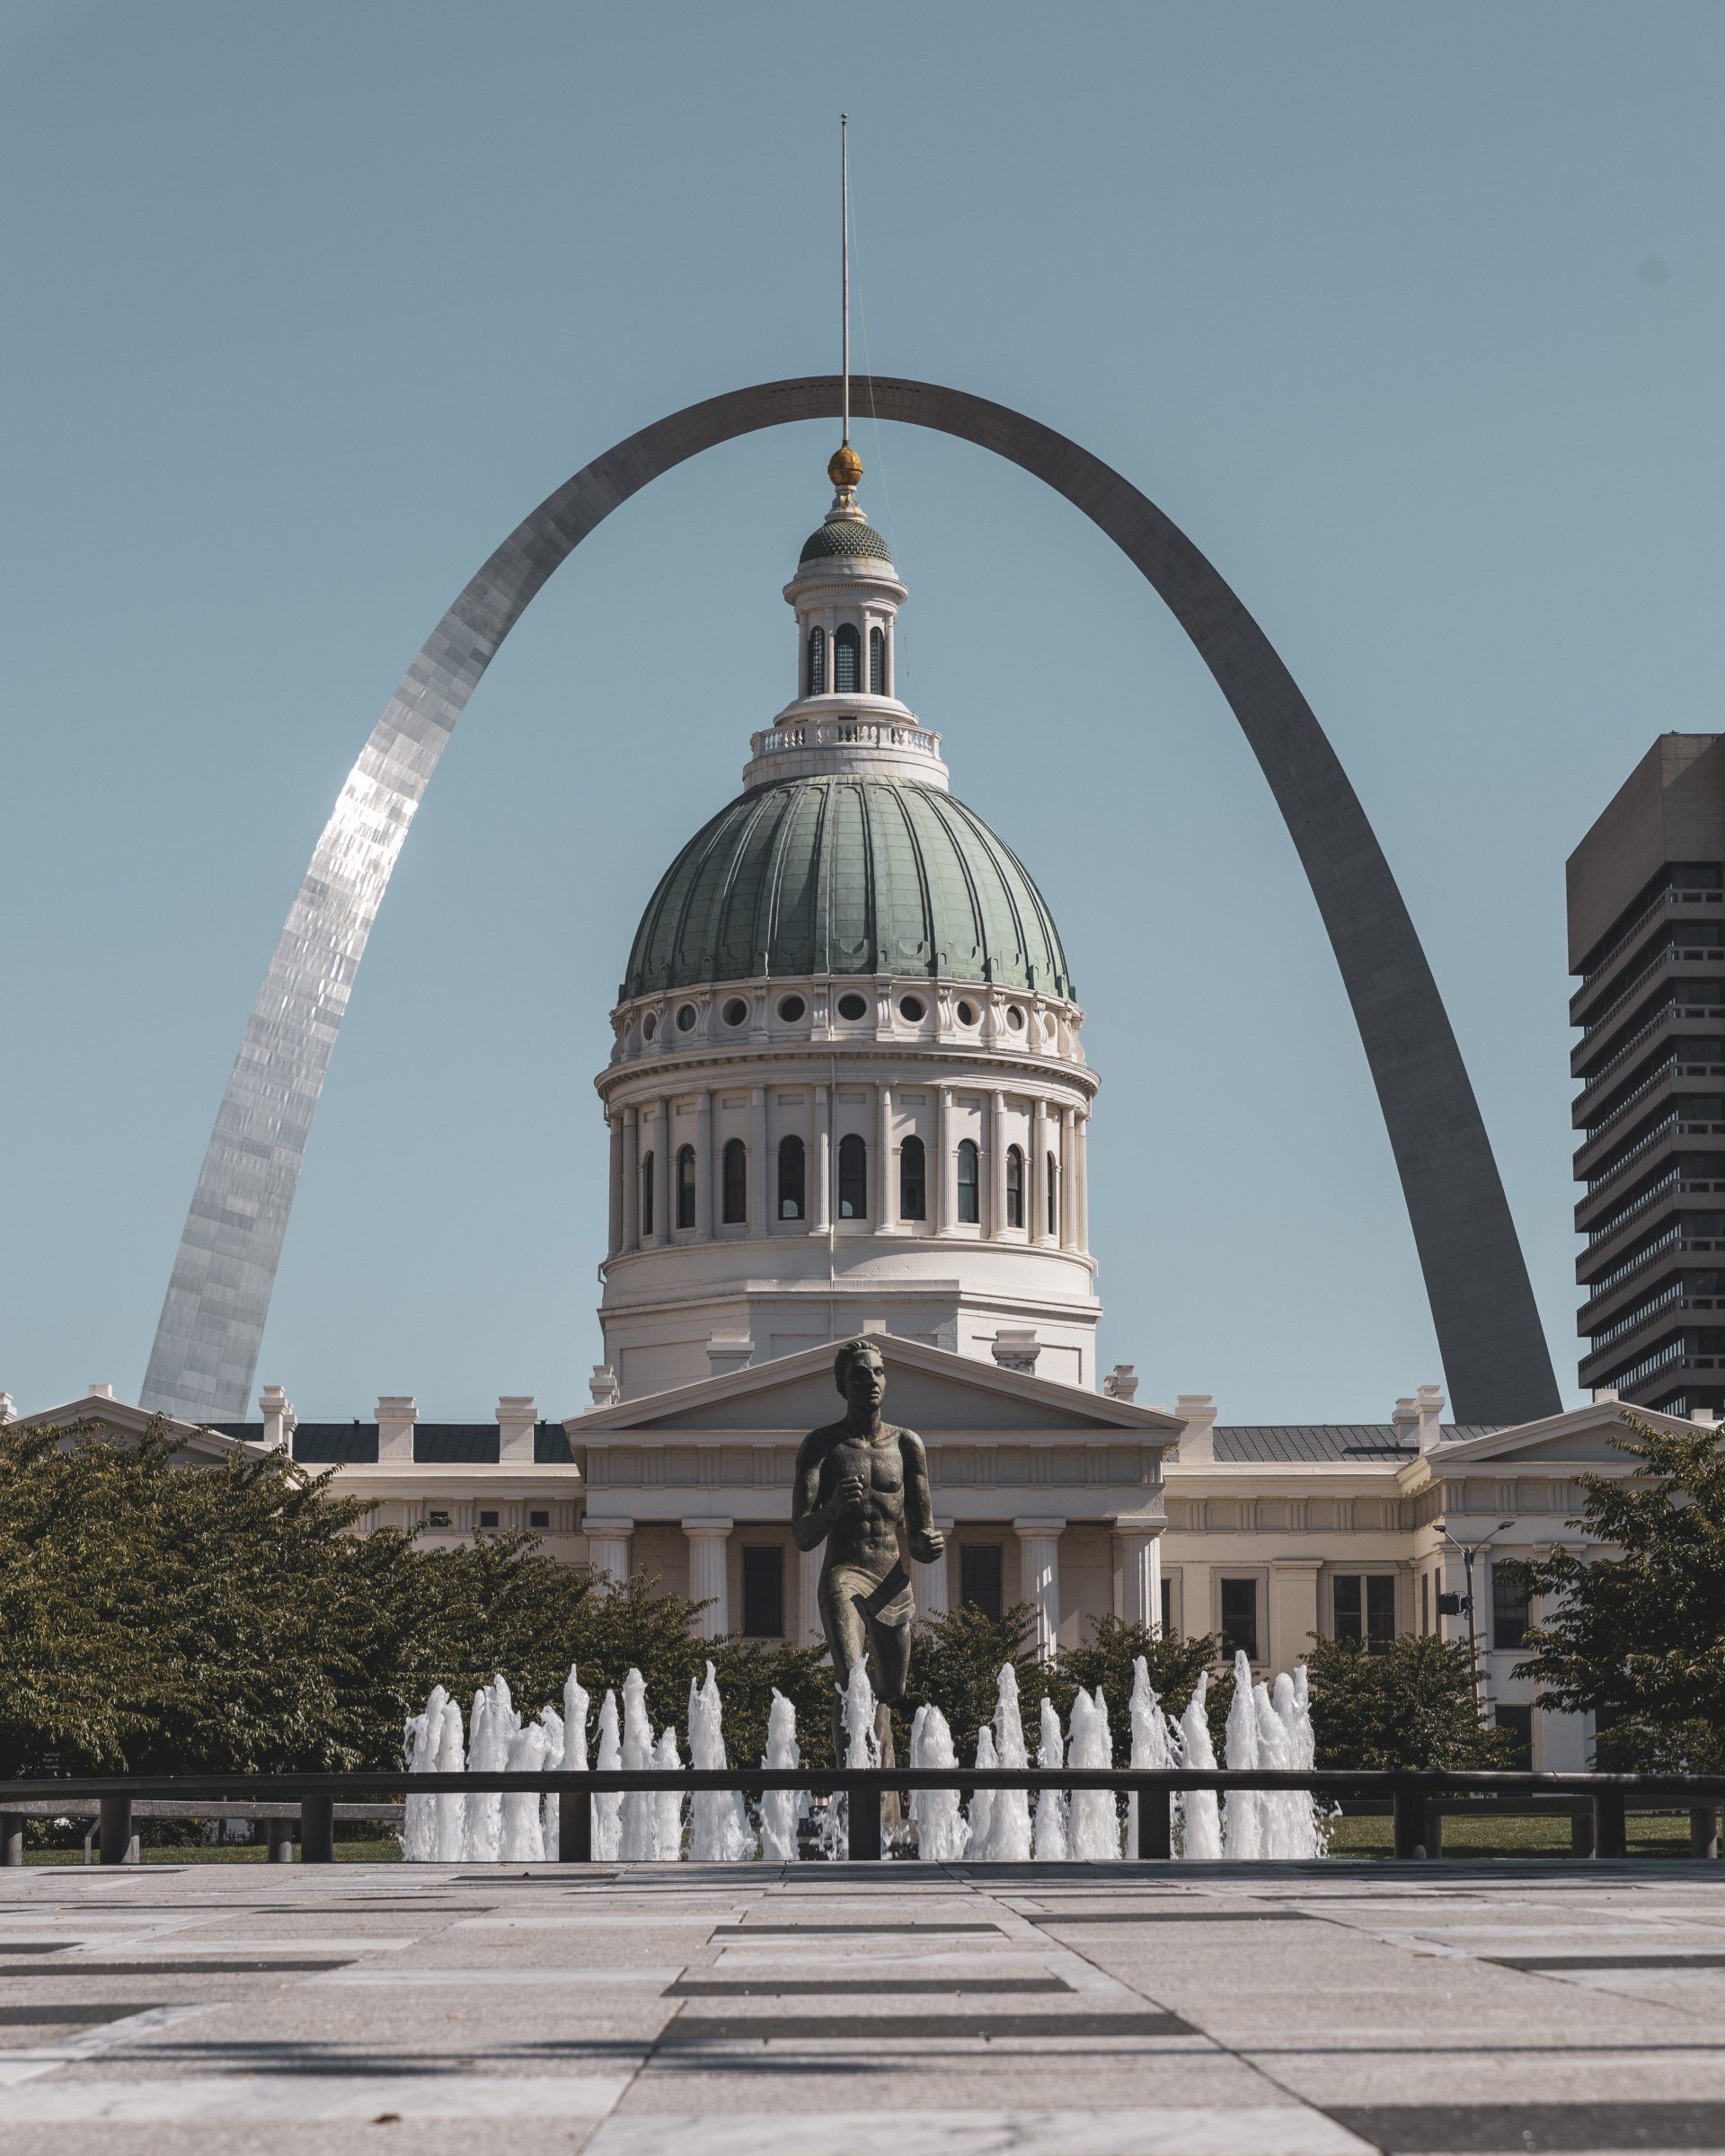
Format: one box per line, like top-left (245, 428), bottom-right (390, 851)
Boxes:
top-left (19, 453), bottom-right (1678, 1772)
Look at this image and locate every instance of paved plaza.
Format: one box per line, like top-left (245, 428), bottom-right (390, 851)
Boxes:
top-left (4, 1859), bottom-right (1725, 2152)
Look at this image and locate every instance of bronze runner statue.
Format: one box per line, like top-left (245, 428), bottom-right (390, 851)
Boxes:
top-left (792, 1338), bottom-right (945, 1769)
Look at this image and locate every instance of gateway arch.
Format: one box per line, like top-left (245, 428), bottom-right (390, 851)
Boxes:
top-left (141, 375), bottom-right (1561, 1428)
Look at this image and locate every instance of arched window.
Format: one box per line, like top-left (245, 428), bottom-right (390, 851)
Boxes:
top-left (899, 1134), bottom-right (926, 1221)
top-left (676, 1144), bottom-right (696, 1230)
top-left (834, 623), bottom-right (860, 695)
top-left (957, 1138), bottom-right (980, 1224)
top-left (1005, 1144), bottom-right (1025, 1228)
top-left (869, 625), bottom-right (886, 695)
top-left (777, 1134), bottom-right (805, 1220)
top-left (838, 1132), bottom-right (868, 1218)
top-left (721, 1137), bottom-right (748, 1224)
top-left (641, 1151), bottom-right (655, 1238)
top-left (806, 625), bottom-right (826, 697)
top-left (1046, 1150), bottom-right (1058, 1235)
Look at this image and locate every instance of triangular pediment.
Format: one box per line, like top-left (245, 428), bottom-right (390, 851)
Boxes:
top-left (571, 1337), bottom-right (1181, 1442)
top-left (9, 1393), bottom-right (259, 1462)
top-left (1429, 1400), bottom-right (1700, 1470)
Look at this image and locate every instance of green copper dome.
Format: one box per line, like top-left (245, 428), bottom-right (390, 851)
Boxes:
top-left (623, 776), bottom-right (1072, 1002)
top-left (798, 517), bottom-right (895, 566)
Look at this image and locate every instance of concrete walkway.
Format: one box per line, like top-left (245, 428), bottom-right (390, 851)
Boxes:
top-left (4, 1860), bottom-right (1725, 2152)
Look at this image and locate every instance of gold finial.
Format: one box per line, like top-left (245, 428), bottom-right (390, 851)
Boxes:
top-left (828, 444), bottom-right (862, 490)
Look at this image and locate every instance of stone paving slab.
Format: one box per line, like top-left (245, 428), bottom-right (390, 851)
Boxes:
top-left (1, 1861), bottom-right (1724, 2152)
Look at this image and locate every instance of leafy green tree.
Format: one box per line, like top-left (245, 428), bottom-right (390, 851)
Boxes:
top-left (1303, 1634), bottom-right (1512, 1770)
top-left (1517, 1413), bottom-right (1725, 1771)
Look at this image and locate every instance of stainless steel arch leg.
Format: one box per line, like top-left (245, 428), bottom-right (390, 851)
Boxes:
top-left (142, 376), bottom-right (1558, 1427)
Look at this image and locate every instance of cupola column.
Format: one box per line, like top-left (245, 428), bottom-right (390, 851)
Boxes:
top-left (748, 1088), bottom-right (767, 1233)
top-left (607, 1113), bottom-right (624, 1257)
top-left (877, 1084), bottom-right (895, 1231)
top-left (937, 1086), bottom-right (955, 1235)
top-left (1076, 1112), bottom-right (1092, 1252)
top-left (650, 1100), bottom-right (669, 1246)
top-left (810, 1086), bottom-right (832, 1233)
top-left (694, 1091), bottom-right (714, 1239)
top-left (621, 1107), bottom-right (640, 1253)
top-left (1031, 1099), bottom-right (1051, 1244)
top-left (989, 1091), bottom-right (1008, 1239)
top-left (1059, 1106), bottom-right (1077, 1250)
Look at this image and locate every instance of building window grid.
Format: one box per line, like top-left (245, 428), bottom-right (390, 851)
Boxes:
top-left (1491, 1560), bottom-right (1532, 1651)
top-left (807, 626), bottom-right (826, 695)
top-left (834, 623), bottom-right (860, 694)
top-left (1219, 1577), bottom-right (1258, 1663)
top-left (899, 1134), bottom-right (927, 1220)
top-left (960, 1543), bottom-right (1004, 1621)
top-left (777, 1134), bottom-right (805, 1221)
top-left (640, 1151), bottom-right (654, 1238)
top-left (869, 624), bottom-right (886, 695)
top-left (721, 1137), bottom-right (748, 1224)
top-left (676, 1144), bottom-right (696, 1230)
top-left (837, 1133), bottom-right (868, 1219)
top-left (957, 1138), bottom-right (980, 1224)
top-left (1005, 1144), bottom-right (1025, 1227)
top-left (741, 1546), bottom-right (785, 1639)
top-left (1334, 1573), bottom-right (1396, 1653)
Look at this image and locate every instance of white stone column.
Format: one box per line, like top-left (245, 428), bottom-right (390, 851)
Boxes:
top-left (621, 1106), bottom-right (640, 1253)
top-left (585, 1517), bottom-right (633, 1592)
top-left (938, 1085), bottom-right (956, 1233)
top-left (685, 1518), bottom-right (733, 1638)
top-left (810, 1085), bottom-right (831, 1233)
top-left (798, 1539), bottom-right (825, 1643)
top-left (1113, 1524), bottom-right (1162, 1629)
top-left (1075, 1113), bottom-right (1091, 1251)
top-left (749, 1086), bottom-right (767, 1232)
top-left (989, 1091), bottom-right (1007, 1237)
top-left (1031, 1100), bottom-right (1051, 1241)
top-left (913, 1516), bottom-right (953, 1622)
top-left (694, 1090), bottom-right (713, 1239)
top-left (259, 1385), bottom-right (296, 1451)
top-left (650, 1100), bottom-right (669, 1245)
top-left (376, 1395), bottom-right (416, 1464)
top-left (1059, 1107), bottom-right (1077, 1248)
top-left (1014, 1517), bottom-right (1066, 1660)
top-left (496, 1395), bottom-right (536, 1464)
top-left (607, 1115), bottom-right (624, 1257)
top-left (878, 1083), bottom-right (895, 1230)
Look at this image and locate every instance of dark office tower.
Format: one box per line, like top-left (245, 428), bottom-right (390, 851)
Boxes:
top-left (1570, 737), bottom-right (1725, 1415)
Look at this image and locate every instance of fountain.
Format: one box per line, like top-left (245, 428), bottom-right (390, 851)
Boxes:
top-left (402, 1648), bottom-right (1326, 1865)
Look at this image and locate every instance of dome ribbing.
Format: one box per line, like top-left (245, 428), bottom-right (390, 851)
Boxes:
top-left (798, 518), bottom-right (895, 565)
top-left (622, 776), bottom-right (1071, 1002)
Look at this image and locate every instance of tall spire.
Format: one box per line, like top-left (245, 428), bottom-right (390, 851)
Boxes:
top-left (829, 114), bottom-right (863, 505)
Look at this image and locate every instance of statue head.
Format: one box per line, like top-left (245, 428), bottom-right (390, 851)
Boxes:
top-left (833, 1337), bottom-right (886, 1415)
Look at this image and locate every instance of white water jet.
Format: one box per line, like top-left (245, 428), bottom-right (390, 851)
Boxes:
top-left (463, 1680), bottom-right (512, 1863)
top-left (592, 1689), bottom-right (622, 1861)
top-left (1033, 1696), bottom-right (1068, 1861)
top-left (988, 1666), bottom-right (1033, 1862)
top-left (687, 1662), bottom-right (755, 1861)
top-left (1067, 1686), bottom-right (1119, 1860)
top-left (619, 1669), bottom-right (659, 1860)
top-left (654, 1727), bottom-right (685, 1860)
top-left (432, 1695), bottom-right (466, 1861)
top-left (536, 1705), bottom-right (563, 1858)
top-left (907, 1703), bottom-right (969, 1861)
top-left (1253, 1679), bottom-right (1299, 1860)
top-left (1126, 1657), bottom-right (1177, 1854)
top-left (1272, 1667), bottom-right (1326, 1860)
top-left (402, 1684), bottom-right (446, 1862)
top-left (500, 1719), bottom-right (548, 1861)
top-left (1222, 1652), bottom-right (1263, 1861)
top-left (758, 1690), bottom-right (803, 1861)
top-left (1178, 1673), bottom-right (1223, 1861)
top-left (820, 1661), bottom-right (880, 1860)
top-left (966, 1726), bottom-right (999, 1858)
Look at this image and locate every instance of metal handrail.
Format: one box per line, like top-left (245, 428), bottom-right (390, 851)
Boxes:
top-left (4, 1767), bottom-right (1721, 1867)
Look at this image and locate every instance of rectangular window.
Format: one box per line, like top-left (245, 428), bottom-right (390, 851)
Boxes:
top-left (1492, 1560), bottom-right (1531, 1651)
top-left (741, 1546), bottom-right (784, 1639)
top-left (529, 1508), bottom-right (551, 1530)
top-left (1159, 1576), bottom-right (1172, 1635)
top-left (1496, 1702), bottom-right (1534, 1769)
top-left (478, 1509), bottom-right (500, 1529)
top-left (1335, 1574), bottom-right (1395, 1652)
top-left (1420, 1570), bottom-right (1429, 1636)
top-left (837, 1133), bottom-right (868, 1219)
top-left (1219, 1577), bottom-right (1258, 1662)
top-left (1334, 1574), bottom-right (1362, 1642)
top-left (960, 1543), bottom-right (1004, 1621)
top-left (427, 1509), bottom-right (451, 1529)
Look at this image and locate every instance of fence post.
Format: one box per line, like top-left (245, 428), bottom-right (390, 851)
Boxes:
top-left (0, 1814), bottom-right (23, 1868)
top-left (301, 1793), bottom-right (335, 1865)
top-left (1135, 1785), bottom-right (1172, 1860)
top-left (266, 1815), bottom-right (295, 1863)
top-left (1592, 1790), bottom-right (1627, 1860)
top-left (1570, 1803), bottom-right (1595, 1858)
top-left (848, 1780), bottom-right (882, 1861)
top-left (1393, 1788), bottom-right (1425, 1859)
top-left (1691, 1806), bottom-right (1720, 1860)
top-left (1422, 1802), bottom-right (1444, 1860)
top-left (559, 1789), bottom-right (593, 1863)
top-left (98, 1797), bottom-right (137, 1866)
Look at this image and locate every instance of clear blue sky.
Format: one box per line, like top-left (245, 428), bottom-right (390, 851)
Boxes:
top-left (4, 1), bottom-right (1721, 1423)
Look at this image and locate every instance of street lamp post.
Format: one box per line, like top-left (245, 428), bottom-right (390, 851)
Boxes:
top-left (1433, 1516), bottom-right (1516, 1709)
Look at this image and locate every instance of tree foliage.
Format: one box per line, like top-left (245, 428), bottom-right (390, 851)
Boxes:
top-left (1517, 1413), bottom-right (1725, 1771)
top-left (1303, 1634), bottom-right (1512, 1770)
